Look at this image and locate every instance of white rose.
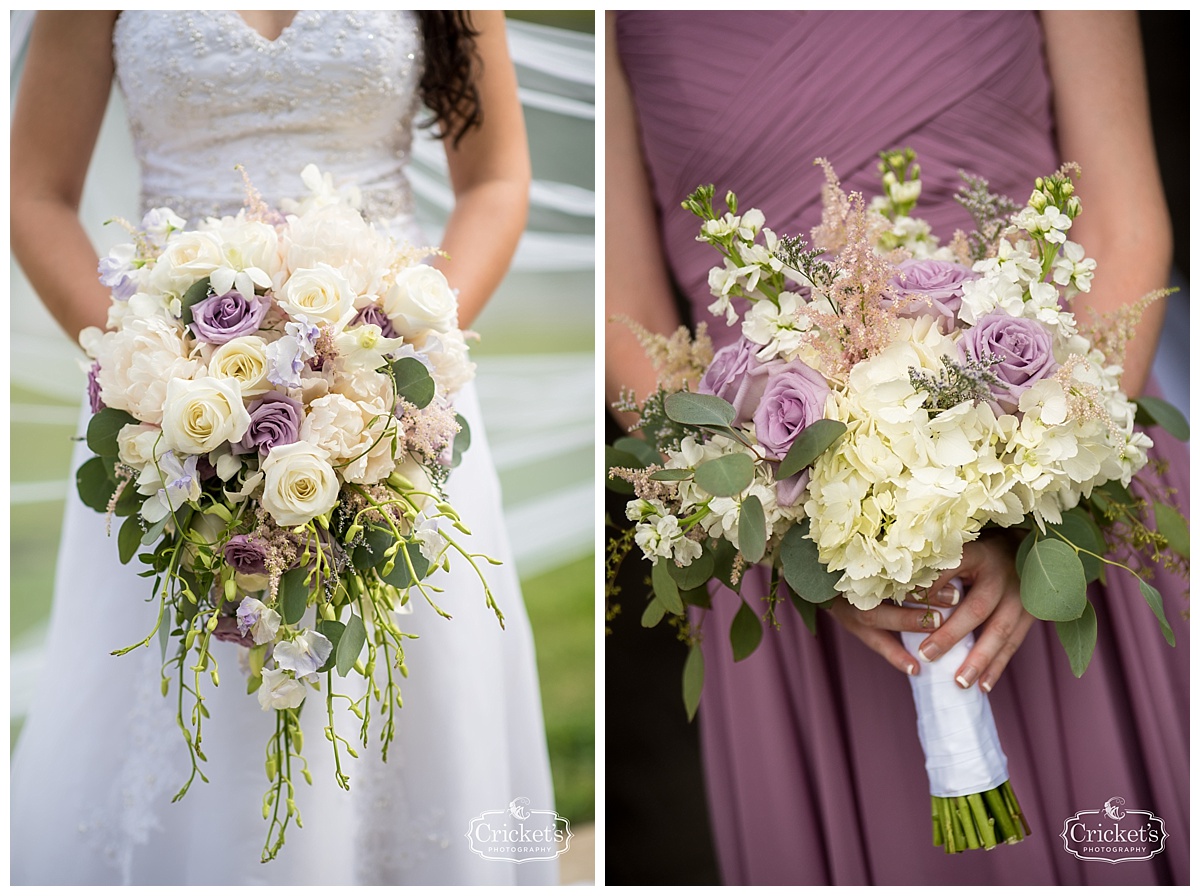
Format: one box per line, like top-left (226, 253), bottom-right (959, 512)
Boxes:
top-left (260, 440), bottom-right (340, 527)
top-left (88, 317), bottom-right (203, 425)
top-left (258, 668), bottom-right (308, 710)
top-left (207, 336), bottom-right (272, 397)
top-left (117, 422), bottom-right (167, 470)
top-left (161, 376), bottom-right (252, 455)
top-left (148, 230), bottom-right (225, 296)
top-left (383, 265), bottom-right (458, 338)
top-left (282, 201), bottom-right (392, 298)
top-left (277, 263), bottom-right (355, 325)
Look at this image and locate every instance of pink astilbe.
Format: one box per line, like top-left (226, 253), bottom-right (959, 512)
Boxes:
top-left (1052, 355), bottom-right (1118, 439)
top-left (810, 158), bottom-right (853, 254)
top-left (1078, 289), bottom-right (1171, 371)
top-left (611, 315), bottom-right (714, 394)
top-left (236, 165), bottom-right (285, 226)
top-left (397, 398), bottom-right (460, 464)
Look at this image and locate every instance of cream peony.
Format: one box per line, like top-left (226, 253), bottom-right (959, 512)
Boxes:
top-left (382, 265), bottom-right (458, 338)
top-left (85, 317), bottom-right (203, 425)
top-left (282, 200), bottom-right (392, 298)
top-left (161, 376), bottom-right (252, 455)
top-left (300, 392), bottom-right (398, 485)
top-left (259, 440), bottom-right (340, 527)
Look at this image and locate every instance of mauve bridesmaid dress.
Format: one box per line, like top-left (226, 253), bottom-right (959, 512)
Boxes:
top-left (615, 10), bottom-right (1188, 885)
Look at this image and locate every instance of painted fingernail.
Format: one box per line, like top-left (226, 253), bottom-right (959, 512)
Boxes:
top-left (956, 665), bottom-right (978, 689)
top-left (980, 679), bottom-right (993, 693)
top-left (921, 611), bottom-right (942, 630)
top-left (918, 643), bottom-right (942, 663)
top-left (906, 663), bottom-right (918, 676)
top-left (938, 584), bottom-right (960, 606)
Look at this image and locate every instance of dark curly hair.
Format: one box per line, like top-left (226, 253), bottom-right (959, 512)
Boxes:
top-left (416, 12), bottom-right (483, 148)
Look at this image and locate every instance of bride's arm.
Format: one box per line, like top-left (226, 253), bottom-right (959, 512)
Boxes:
top-left (433, 10), bottom-right (530, 329)
top-left (11, 11), bottom-right (120, 342)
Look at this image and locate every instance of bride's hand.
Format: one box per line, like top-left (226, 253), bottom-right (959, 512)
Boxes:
top-left (827, 537), bottom-right (1033, 690)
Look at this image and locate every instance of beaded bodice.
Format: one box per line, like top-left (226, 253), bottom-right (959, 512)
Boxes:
top-left (112, 10), bottom-right (423, 223)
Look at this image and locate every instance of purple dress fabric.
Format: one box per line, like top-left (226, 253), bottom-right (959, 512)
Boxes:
top-left (616, 10), bottom-right (1189, 885)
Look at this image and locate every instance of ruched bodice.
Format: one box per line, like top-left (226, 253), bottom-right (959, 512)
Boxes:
top-left (113, 10), bottom-right (422, 222)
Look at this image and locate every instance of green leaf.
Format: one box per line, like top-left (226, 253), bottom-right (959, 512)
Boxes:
top-left (1015, 528), bottom-right (1037, 575)
top-left (279, 567), bottom-right (311, 625)
top-left (682, 644), bottom-right (704, 722)
top-left (666, 550), bottom-right (714, 590)
top-left (1134, 396), bottom-right (1189, 442)
top-left (316, 620), bottom-right (345, 673)
top-left (118, 514), bottom-right (143, 565)
top-left (730, 599), bottom-right (763, 662)
top-left (664, 391), bottom-right (735, 427)
top-left (1045, 507), bottom-right (1106, 583)
top-left (614, 436), bottom-right (660, 468)
top-left (140, 515), bottom-right (168, 547)
top-left (693, 453), bottom-right (754, 497)
top-left (776, 419), bottom-right (847, 480)
top-left (640, 597), bottom-right (666, 628)
top-left (390, 357), bottom-right (436, 409)
top-left (1138, 578), bottom-right (1176, 647)
top-left (1019, 539), bottom-right (1087, 621)
top-left (648, 468), bottom-right (692, 481)
top-left (679, 584), bottom-right (712, 609)
top-left (179, 276), bottom-right (212, 326)
top-left (1055, 600), bottom-right (1097, 677)
top-left (336, 614), bottom-right (367, 677)
top-left (738, 494), bottom-right (767, 564)
top-left (1154, 501), bottom-right (1190, 560)
top-left (450, 413), bottom-right (471, 468)
top-left (86, 408), bottom-right (140, 459)
top-left (788, 589), bottom-right (821, 636)
top-left (380, 541), bottom-right (431, 589)
top-left (709, 537), bottom-right (741, 593)
top-left (1095, 479), bottom-right (1135, 508)
top-left (605, 446), bottom-right (640, 494)
top-left (779, 521), bottom-right (839, 603)
top-left (352, 525), bottom-right (396, 572)
top-left (651, 561), bottom-right (684, 615)
top-left (76, 456), bottom-right (117, 513)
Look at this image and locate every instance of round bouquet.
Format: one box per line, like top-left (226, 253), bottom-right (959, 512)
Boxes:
top-left (78, 165), bottom-right (497, 860)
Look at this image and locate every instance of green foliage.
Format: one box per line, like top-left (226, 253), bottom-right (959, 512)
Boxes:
top-left (737, 494), bottom-right (767, 564)
top-left (380, 541), bottom-right (430, 589)
top-left (279, 567), bottom-right (310, 625)
top-left (118, 514), bottom-right (143, 565)
top-left (1154, 501), bottom-right (1190, 559)
top-left (1055, 601), bottom-right (1097, 678)
top-left (640, 597), bottom-right (666, 628)
top-left (1134, 396), bottom-right (1189, 442)
top-left (335, 614), bottom-right (367, 677)
top-left (776, 419), bottom-right (846, 480)
top-left (76, 455), bottom-right (117, 513)
top-left (315, 619), bottom-right (345, 673)
top-left (604, 445), bottom-right (638, 494)
top-left (389, 357), bottom-right (435, 409)
top-left (651, 560), bottom-right (684, 615)
top-left (450, 413), bottom-right (471, 468)
top-left (780, 521), bottom-right (839, 602)
top-left (682, 644), bottom-right (704, 722)
top-left (663, 391), bottom-right (735, 428)
top-left (1138, 579), bottom-right (1175, 647)
top-left (179, 276), bottom-right (211, 326)
top-left (693, 453), bottom-right (754, 497)
top-left (86, 408), bottom-right (139, 459)
top-left (1019, 539), bottom-right (1086, 622)
top-left (730, 599), bottom-right (763, 662)
top-left (613, 436), bottom-right (660, 468)
top-left (666, 549), bottom-right (714, 591)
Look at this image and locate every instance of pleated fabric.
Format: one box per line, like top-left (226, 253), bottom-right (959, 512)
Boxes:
top-left (615, 10), bottom-right (1188, 884)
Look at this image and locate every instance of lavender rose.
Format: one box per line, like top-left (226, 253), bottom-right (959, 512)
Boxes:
top-left (223, 533), bottom-right (269, 576)
top-left (190, 290), bottom-right (269, 344)
top-left (352, 305), bottom-right (399, 339)
top-left (888, 259), bottom-right (978, 332)
top-left (752, 361), bottom-right (831, 458)
top-left (232, 392), bottom-right (304, 456)
top-left (959, 310), bottom-right (1058, 412)
top-left (697, 336), bottom-right (784, 426)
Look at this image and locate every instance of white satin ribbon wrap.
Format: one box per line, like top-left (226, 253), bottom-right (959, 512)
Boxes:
top-left (900, 602), bottom-right (1009, 797)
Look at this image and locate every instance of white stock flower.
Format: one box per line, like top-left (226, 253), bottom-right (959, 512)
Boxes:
top-left (161, 376), bottom-right (252, 455)
top-left (1051, 241), bottom-right (1096, 296)
top-left (88, 317), bottom-right (203, 425)
top-left (1015, 204), bottom-right (1071, 244)
top-left (278, 263), bottom-right (355, 325)
top-left (207, 335), bottom-right (273, 396)
top-left (259, 440), bottom-right (340, 527)
top-left (383, 265), bottom-right (458, 338)
top-left (258, 668), bottom-right (308, 710)
top-left (741, 291), bottom-right (810, 361)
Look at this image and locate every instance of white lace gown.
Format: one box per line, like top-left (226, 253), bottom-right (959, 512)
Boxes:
top-left (10, 11), bottom-right (558, 885)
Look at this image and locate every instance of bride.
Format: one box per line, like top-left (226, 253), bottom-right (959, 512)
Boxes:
top-left (11, 11), bottom-right (557, 885)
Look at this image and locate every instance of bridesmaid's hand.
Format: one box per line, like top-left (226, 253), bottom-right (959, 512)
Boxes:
top-left (914, 538), bottom-right (1034, 693)
top-left (826, 592), bottom-right (947, 677)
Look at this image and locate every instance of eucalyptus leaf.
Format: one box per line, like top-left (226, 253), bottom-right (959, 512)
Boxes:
top-left (336, 613), bottom-right (367, 677)
top-left (1134, 396), bottom-right (1190, 442)
top-left (316, 620), bottom-right (345, 673)
top-left (390, 357), bottom-right (435, 409)
top-left (682, 644), bottom-right (704, 722)
top-left (776, 419), bottom-right (847, 480)
top-left (664, 391), bottom-right (735, 427)
top-left (381, 541), bottom-right (431, 589)
top-left (641, 597), bottom-right (666, 628)
top-left (1055, 600), bottom-right (1097, 678)
top-left (1015, 528), bottom-right (1037, 576)
top-left (77, 456), bottom-right (117, 513)
top-left (1154, 501), bottom-right (1190, 560)
top-left (709, 537), bottom-right (740, 593)
top-left (694, 453), bottom-right (754, 497)
top-left (1045, 508), bottom-right (1105, 583)
top-left (651, 561), bottom-right (684, 615)
top-left (86, 408), bottom-right (140, 459)
top-left (605, 446), bottom-right (640, 494)
top-left (279, 567), bottom-right (310, 626)
top-left (352, 525), bottom-right (396, 572)
top-left (679, 584), bottom-right (712, 609)
top-left (648, 468), bottom-right (692, 482)
top-left (666, 550), bottom-right (715, 590)
top-left (450, 413), bottom-right (471, 468)
top-left (730, 599), bottom-right (763, 662)
top-left (1019, 539), bottom-right (1087, 622)
top-left (179, 276), bottom-right (211, 326)
top-left (779, 521), bottom-right (839, 603)
top-left (140, 515), bottom-right (168, 547)
top-left (118, 514), bottom-right (143, 565)
top-left (1138, 578), bottom-right (1176, 647)
top-left (738, 494), bottom-right (767, 564)
top-left (614, 436), bottom-right (660, 469)
top-left (788, 589), bottom-right (821, 636)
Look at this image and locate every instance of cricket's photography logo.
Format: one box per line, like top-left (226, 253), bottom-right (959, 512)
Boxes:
top-left (466, 797), bottom-right (572, 863)
top-left (1061, 796), bottom-right (1167, 863)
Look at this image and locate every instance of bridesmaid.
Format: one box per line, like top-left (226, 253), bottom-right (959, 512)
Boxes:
top-left (606, 10), bottom-right (1187, 885)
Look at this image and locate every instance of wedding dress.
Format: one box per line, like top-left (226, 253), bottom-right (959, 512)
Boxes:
top-left (10, 11), bottom-right (558, 885)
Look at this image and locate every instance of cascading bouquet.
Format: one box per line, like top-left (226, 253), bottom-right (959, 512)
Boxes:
top-left (606, 149), bottom-right (1189, 853)
top-left (77, 165), bottom-right (496, 860)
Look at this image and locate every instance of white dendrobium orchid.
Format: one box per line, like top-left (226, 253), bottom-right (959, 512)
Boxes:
top-left (334, 323), bottom-right (406, 372)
